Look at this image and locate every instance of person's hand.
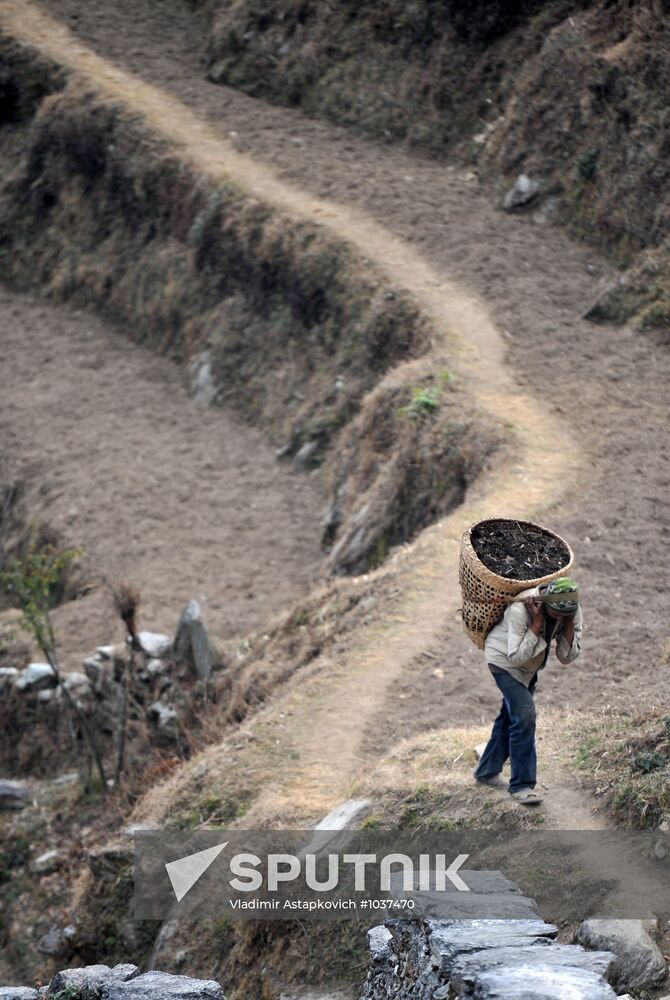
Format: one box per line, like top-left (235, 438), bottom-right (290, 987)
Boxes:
top-left (562, 612), bottom-right (576, 640)
top-left (524, 597), bottom-right (544, 634)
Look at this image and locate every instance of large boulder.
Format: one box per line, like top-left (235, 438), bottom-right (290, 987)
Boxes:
top-left (99, 972), bottom-right (225, 1000)
top-left (575, 918), bottom-right (667, 993)
top-left (0, 990), bottom-right (39, 1000)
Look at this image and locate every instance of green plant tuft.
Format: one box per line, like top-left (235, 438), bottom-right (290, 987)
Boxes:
top-left (397, 385), bottom-right (441, 420)
top-left (576, 147), bottom-right (599, 182)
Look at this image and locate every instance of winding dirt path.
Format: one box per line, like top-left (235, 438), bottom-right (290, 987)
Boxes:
top-left (1, 0), bottom-right (669, 824)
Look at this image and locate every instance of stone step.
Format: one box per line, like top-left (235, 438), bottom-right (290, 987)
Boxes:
top-left (451, 941), bottom-right (616, 995)
top-left (471, 964), bottom-right (618, 999)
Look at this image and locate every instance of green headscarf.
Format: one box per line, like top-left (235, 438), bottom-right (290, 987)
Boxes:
top-left (544, 576), bottom-right (579, 614)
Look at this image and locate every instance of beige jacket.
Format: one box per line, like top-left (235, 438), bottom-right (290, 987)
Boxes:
top-left (484, 585), bottom-right (583, 687)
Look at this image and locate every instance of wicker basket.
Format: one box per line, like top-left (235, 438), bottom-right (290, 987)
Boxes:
top-left (459, 518), bottom-right (574, 650)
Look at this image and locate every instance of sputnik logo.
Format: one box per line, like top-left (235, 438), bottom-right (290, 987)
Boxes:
top-left (165, 842), bottom-right (228, 902)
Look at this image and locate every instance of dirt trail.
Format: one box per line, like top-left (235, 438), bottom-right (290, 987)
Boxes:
top-left (1, 0), bottom-right (669, 823)
top-left (0, 0), bottom-right (587, 817)
top-left (25, 0), bottom-right (670, 719)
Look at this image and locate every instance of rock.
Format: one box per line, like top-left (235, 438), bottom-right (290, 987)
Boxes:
top-left (429, 917), bottom-right (558, 973)
top-left (173, 600), bottom-right (215, 681)
top-left (0, 666), bottom-right (19, 688)
top-left (0, 779), bottom-right (30, 810)
top-left (0, 990), bottom-right (39, 1000)
top-left (189, 353), bottom-right (219, 406)
top-left (575, 918), bottom-right (667, 992)
top-left (48, 964), bottom-right (139, 999)
top-left (148, 701), bottom-right (180, 741)
top-left (146, 658), bottom-right (168, 676)
top-left (83, 654), bottom-right (113, 694)
top-left (387, 870), bottom-right (543, 921)
top-left (450, 942), bottom-right (616, 995)
top-left (87, 845), bottom-right (132, 882)
top-left (304, 799), bottom-right (373, 854)
top-left (53, 772), bottom-right (79, 786)
top-left (473, 964), bottom-right (617, 998)
top-left (64, 671), bottom-right (91, 691)
top-left (32, 849), bottom-right (64, 875)
top-left (36, 927), bottom-right (69, 957)
top-left (293, 440), bottom-right (318, 468)
top-left (157, 707), bottom-right (179, 740)
top-left (503, 173), bottom-right (540, 210)
top-left (367, 925), bottom-right (393, 963)
top-left (313, 798), bottom-right (371, 831)
top-left (14, 662), bottom-right (57, 691)
top-left (138, 631), bottom-right (172, 659)
top-left (37, 688), bottom-right (59, 703)
top-left (148, 919), bottom-right (179, 970)
top-left (100, 972), bottom-right (225, 1000)
top-left (360, 912), bottom-right (620, 1000)
top-left (96, 645), bottom-right (115, 659)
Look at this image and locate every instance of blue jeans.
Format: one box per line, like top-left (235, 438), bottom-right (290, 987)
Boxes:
top-left (474, 669), bottom-right (537, 793)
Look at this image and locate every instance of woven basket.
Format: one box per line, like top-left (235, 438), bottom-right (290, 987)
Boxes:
top-left (459, 518), bottom-right (574, 650)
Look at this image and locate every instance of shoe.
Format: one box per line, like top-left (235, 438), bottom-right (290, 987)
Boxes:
top-left (475, 773), bottom-right (507, 789)
top-left (510, 788), bottom-right (543, 805)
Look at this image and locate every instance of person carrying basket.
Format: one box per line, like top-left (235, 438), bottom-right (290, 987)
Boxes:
top-left (473, 576), bottom-right (582, 805)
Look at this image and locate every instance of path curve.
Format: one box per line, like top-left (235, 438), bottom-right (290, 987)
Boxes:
top-left (0, 0), bottom-right (585, 817)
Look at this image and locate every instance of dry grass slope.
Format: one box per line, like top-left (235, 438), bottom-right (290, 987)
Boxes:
top-left (204, 0), bottom-right (670, 329)
top-left (0, 33), bottom-right (497, 575)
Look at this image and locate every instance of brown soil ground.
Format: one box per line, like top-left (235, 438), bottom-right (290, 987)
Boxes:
top-left (28, 0), bottom-right (669, 712)
top-left (0, 288), bottom-right (325, 670)
top-left (1, 5), bottom-right (670, 995)
top-left (1, 0), bottom-right (669, 797)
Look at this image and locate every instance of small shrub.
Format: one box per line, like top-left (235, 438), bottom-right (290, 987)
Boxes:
top-left (638, 300), bottom-right (670, 330)
top-left (631, 750), bottom-right (667, 774)
top-left (398, 385), bottom-right (440, 420)
top-left (576, 147), bottom-right (599, 182)
top-left (50, 987), bottom-right (80, 1000)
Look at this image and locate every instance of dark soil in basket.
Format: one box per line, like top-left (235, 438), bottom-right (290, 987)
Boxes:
top-left (471, 521), bottom-right (570, 581)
